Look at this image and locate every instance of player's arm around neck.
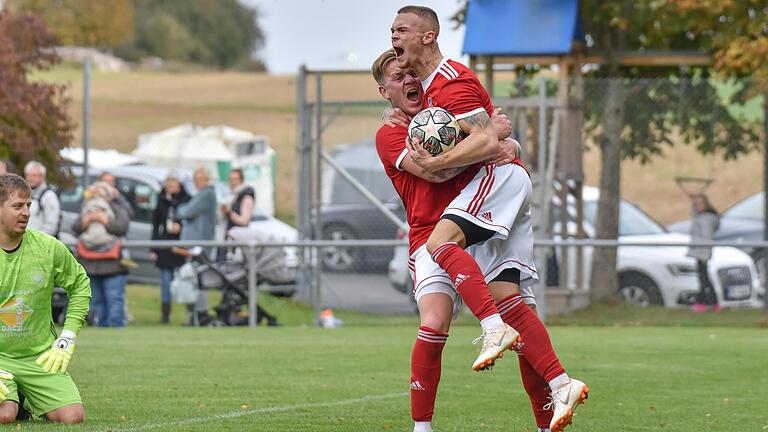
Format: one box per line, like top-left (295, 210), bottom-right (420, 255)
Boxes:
top-left (430, 111), bottom-right (500, 171)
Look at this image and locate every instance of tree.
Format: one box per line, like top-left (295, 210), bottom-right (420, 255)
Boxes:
top-left (453, 0), bottom-right (766, 302)
top-left (7, 0), bottom-right (134, 49)
top-left (122, 0), bottom-right (265, 69)
top-left (0, 11), bottom-right (74, 179)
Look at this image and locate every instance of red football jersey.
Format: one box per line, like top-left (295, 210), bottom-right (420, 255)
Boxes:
top-left (423, 57), bottom-right (528, 172)
top-left (422, 58), bottom-right (494, 120)
top-left (375, 125), bottom-right (475, 255)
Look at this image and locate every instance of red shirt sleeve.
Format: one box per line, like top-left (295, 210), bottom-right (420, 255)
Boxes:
top-left (375, 125), bottom-right (409, 173)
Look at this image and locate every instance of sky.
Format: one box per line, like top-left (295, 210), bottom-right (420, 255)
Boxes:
top-left (242, 0), bottom-right (467, 74)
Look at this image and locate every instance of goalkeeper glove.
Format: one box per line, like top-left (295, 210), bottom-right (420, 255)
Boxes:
top-left (0, 370), bottom-right (13, 402)
top-left (35, 330), bottom-right (76, 374)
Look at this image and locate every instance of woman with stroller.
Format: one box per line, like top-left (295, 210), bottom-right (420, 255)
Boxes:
top-left (150, 172), bottom-right (190, 324)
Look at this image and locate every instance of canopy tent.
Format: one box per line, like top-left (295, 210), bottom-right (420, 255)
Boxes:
top-left (60, 147), bottom-right (144, 168)
top-left (133, 124), bottom-right (277, 216)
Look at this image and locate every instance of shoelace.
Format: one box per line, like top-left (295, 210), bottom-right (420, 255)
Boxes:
top-left (472, 327), bottom-right (501, 348)
top-left (542, 396), bottom-right (555, 411)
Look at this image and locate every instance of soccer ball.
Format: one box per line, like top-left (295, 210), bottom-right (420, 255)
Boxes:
top-left (408, 107), bottom-right (464, 156)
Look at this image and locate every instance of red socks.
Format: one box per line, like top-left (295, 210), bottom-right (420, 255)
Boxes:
top-left (518, 353), bottom-right (554, 428)
top-left (497, 293), bottom-right (565, 382)
top-left (411, 326), bottom-right (448, 422)
top-left (431, 243), bottom-right (498, 321)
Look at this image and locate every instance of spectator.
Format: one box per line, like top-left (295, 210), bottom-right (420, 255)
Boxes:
top-left (687, 193), bottom-right (720, 312)
top-left (24, 161), bottom-right (60, 237)
top-left (150, 172), bottom-right (191, 324)
top-left (72, 181), bottom-right (131, 327)
top-left (176, 166), bottom-right (218, 325)
top-left (96, 171), bottom-right (137, 269)
top-left (219, 168), bottom-right (254, 260)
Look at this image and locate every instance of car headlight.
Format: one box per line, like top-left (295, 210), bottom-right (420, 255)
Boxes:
top-left (667, 264), bottom-right (697, 276)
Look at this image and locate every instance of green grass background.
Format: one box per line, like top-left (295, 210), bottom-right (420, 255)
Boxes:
top-left (6, 285), bottom-right (767, 431)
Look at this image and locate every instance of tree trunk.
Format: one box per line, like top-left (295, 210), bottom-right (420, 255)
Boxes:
top-left (590, 78), bottom-right (624, 303)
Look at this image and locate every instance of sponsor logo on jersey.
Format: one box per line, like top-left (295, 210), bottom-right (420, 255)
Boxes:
top-left (410, 380), bottom-right (426, 391)
top-left (454, 273), bottom-right (469, 287)
top-left (0, 297), bottom-right (32, 332)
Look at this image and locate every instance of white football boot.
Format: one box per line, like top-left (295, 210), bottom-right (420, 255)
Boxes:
top-left (471, 323), bottom-right (521, 371)
top-left (546, 378), bottom-right (589, 432)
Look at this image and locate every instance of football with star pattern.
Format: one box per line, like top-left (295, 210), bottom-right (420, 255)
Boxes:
top-left (407, 107), bottom-right (465, 156)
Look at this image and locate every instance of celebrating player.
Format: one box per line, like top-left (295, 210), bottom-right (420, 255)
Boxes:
top-left (0, 173), bottom-right (91, 424)
top-left (386, 5), bottom-right (589, 431)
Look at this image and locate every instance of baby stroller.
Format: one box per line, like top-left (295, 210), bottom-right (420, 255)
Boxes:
top-left (175, 247), bottom-right (279, 327)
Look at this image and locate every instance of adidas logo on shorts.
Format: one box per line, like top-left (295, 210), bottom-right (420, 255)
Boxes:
top-left (481, 211), bottom-right (493, 221)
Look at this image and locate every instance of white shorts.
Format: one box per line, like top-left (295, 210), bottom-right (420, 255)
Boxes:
top-left (443, 163), bottom-right (532, 241)
top-left (410, 239), bottom-right (538, 309)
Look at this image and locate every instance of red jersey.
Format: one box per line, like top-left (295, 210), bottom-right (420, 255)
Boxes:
top-left (375, 125), bottom-right (475, 255)
top-left (423, 57), bottom-right (528, 173)
top-left (422, 58), bottom-right (494, 122)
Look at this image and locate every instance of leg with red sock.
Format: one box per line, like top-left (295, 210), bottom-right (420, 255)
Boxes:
top-left (431, 242), bottom-right (521, 371)
top-left (496, 293), bottom-right (589, 431)
top-left (411, 326), bottom-right (448, 432)
top-left (518, 352), bottom-right (554, 430)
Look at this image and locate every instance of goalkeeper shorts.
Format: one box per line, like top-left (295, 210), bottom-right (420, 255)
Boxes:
top-left (0, 353), bottom-right (82, 419)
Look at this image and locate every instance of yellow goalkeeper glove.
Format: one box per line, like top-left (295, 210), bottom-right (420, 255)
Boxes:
top-left (35, 330), bottom-right (76, 374)
top-left (0, 370), bottom-right (13, 402)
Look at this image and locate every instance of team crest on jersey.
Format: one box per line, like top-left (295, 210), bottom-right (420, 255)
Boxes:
top-left (427, 97), bottom-right (433, 107)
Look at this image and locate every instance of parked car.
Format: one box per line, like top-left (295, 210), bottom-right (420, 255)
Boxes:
top-left (320, 142), bottom-right (406, 272)
top-left (56, 165), bottom-right (299, 294)
top-left (388, 186), bottom-right (763, 309)
top-left (667, 192), bottom-right (766, 296)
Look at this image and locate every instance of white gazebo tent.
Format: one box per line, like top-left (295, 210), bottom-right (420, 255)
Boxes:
top-left (133, 124), bottom-right (276, 216)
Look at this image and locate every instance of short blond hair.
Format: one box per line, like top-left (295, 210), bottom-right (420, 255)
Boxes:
top-left (371, 49), bottom-right (397, 85)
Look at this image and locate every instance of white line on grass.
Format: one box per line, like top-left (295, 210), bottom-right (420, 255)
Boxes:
top-left (111, 391), bottom-right (408, 431)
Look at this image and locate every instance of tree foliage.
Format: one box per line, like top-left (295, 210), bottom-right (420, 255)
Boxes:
top-left (0, 11), bottom-right (73, 178)
top-left (7, 0), bottom-right (134, 49)
top-left (120, 0), bottom-right (265, 69)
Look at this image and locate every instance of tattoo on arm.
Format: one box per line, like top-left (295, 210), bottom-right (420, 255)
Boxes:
top-left (460, 111), bottom-right (492, 130)
top-left (422, 166), bottom-right (466, 181)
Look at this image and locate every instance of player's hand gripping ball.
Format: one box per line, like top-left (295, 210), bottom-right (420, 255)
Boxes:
top-left (0, 370), bottom-right (13, 402)
top-left (408, 107), bottom-right (465, 156)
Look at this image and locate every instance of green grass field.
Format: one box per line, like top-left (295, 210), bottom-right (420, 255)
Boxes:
top-left (9, 286), bottom-right (768, 431)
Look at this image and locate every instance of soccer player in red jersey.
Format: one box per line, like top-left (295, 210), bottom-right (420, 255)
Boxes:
top-left (387, 5), bottom-right (590, 431)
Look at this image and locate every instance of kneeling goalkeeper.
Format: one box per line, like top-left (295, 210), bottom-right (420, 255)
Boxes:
top-left (0, 173), bottom-right (91, 424)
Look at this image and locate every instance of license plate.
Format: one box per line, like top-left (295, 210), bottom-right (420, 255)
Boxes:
top-left (725, 284), bottom-right (751, 300)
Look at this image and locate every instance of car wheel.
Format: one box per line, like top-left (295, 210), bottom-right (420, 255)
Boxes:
top-left (618, 273), bottom-right (663, 307)
top-left (321, 224), bottom-right (360, 272)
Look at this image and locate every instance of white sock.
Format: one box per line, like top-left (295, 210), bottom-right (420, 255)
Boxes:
top-left (479, 313), bottom-right (504, 331)
top-left (548, 373), bottom-right (570, 393)
top-left (414, 421), bottom-right (432, 432)
top-left (537, 428), bottom-right (552, 432)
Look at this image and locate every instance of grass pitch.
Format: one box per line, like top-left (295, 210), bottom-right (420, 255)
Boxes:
top-left (13, 319), bottom-right (768, 431)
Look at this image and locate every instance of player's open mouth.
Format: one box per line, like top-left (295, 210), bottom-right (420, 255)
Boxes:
top-left (394, 47), bottom-right (404, 57)
top-left (406, 88), bottom-right (419, 102)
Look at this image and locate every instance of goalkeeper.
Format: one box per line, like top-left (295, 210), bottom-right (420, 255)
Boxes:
top-left (0, 173), bottom-right (91, 424)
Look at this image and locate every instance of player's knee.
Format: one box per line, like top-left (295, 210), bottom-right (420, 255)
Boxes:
top-left (0, 412), bottom-right (16, 424)
top-left (420, 313), bottom-right (451, 333)
top-left (47, 406), bottom-right (85, 424)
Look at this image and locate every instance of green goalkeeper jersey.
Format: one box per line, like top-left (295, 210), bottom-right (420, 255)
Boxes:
top-left (0, 229), bottom-right (91, 358)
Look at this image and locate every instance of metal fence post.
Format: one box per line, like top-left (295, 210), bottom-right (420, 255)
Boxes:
top-left (247, 244), bottom-right (258, 328)
top-left (537, 77), bottom-right (548, 321)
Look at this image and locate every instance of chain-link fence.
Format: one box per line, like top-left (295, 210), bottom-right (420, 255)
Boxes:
top-left (296, 68), bottom-right (767, 317)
